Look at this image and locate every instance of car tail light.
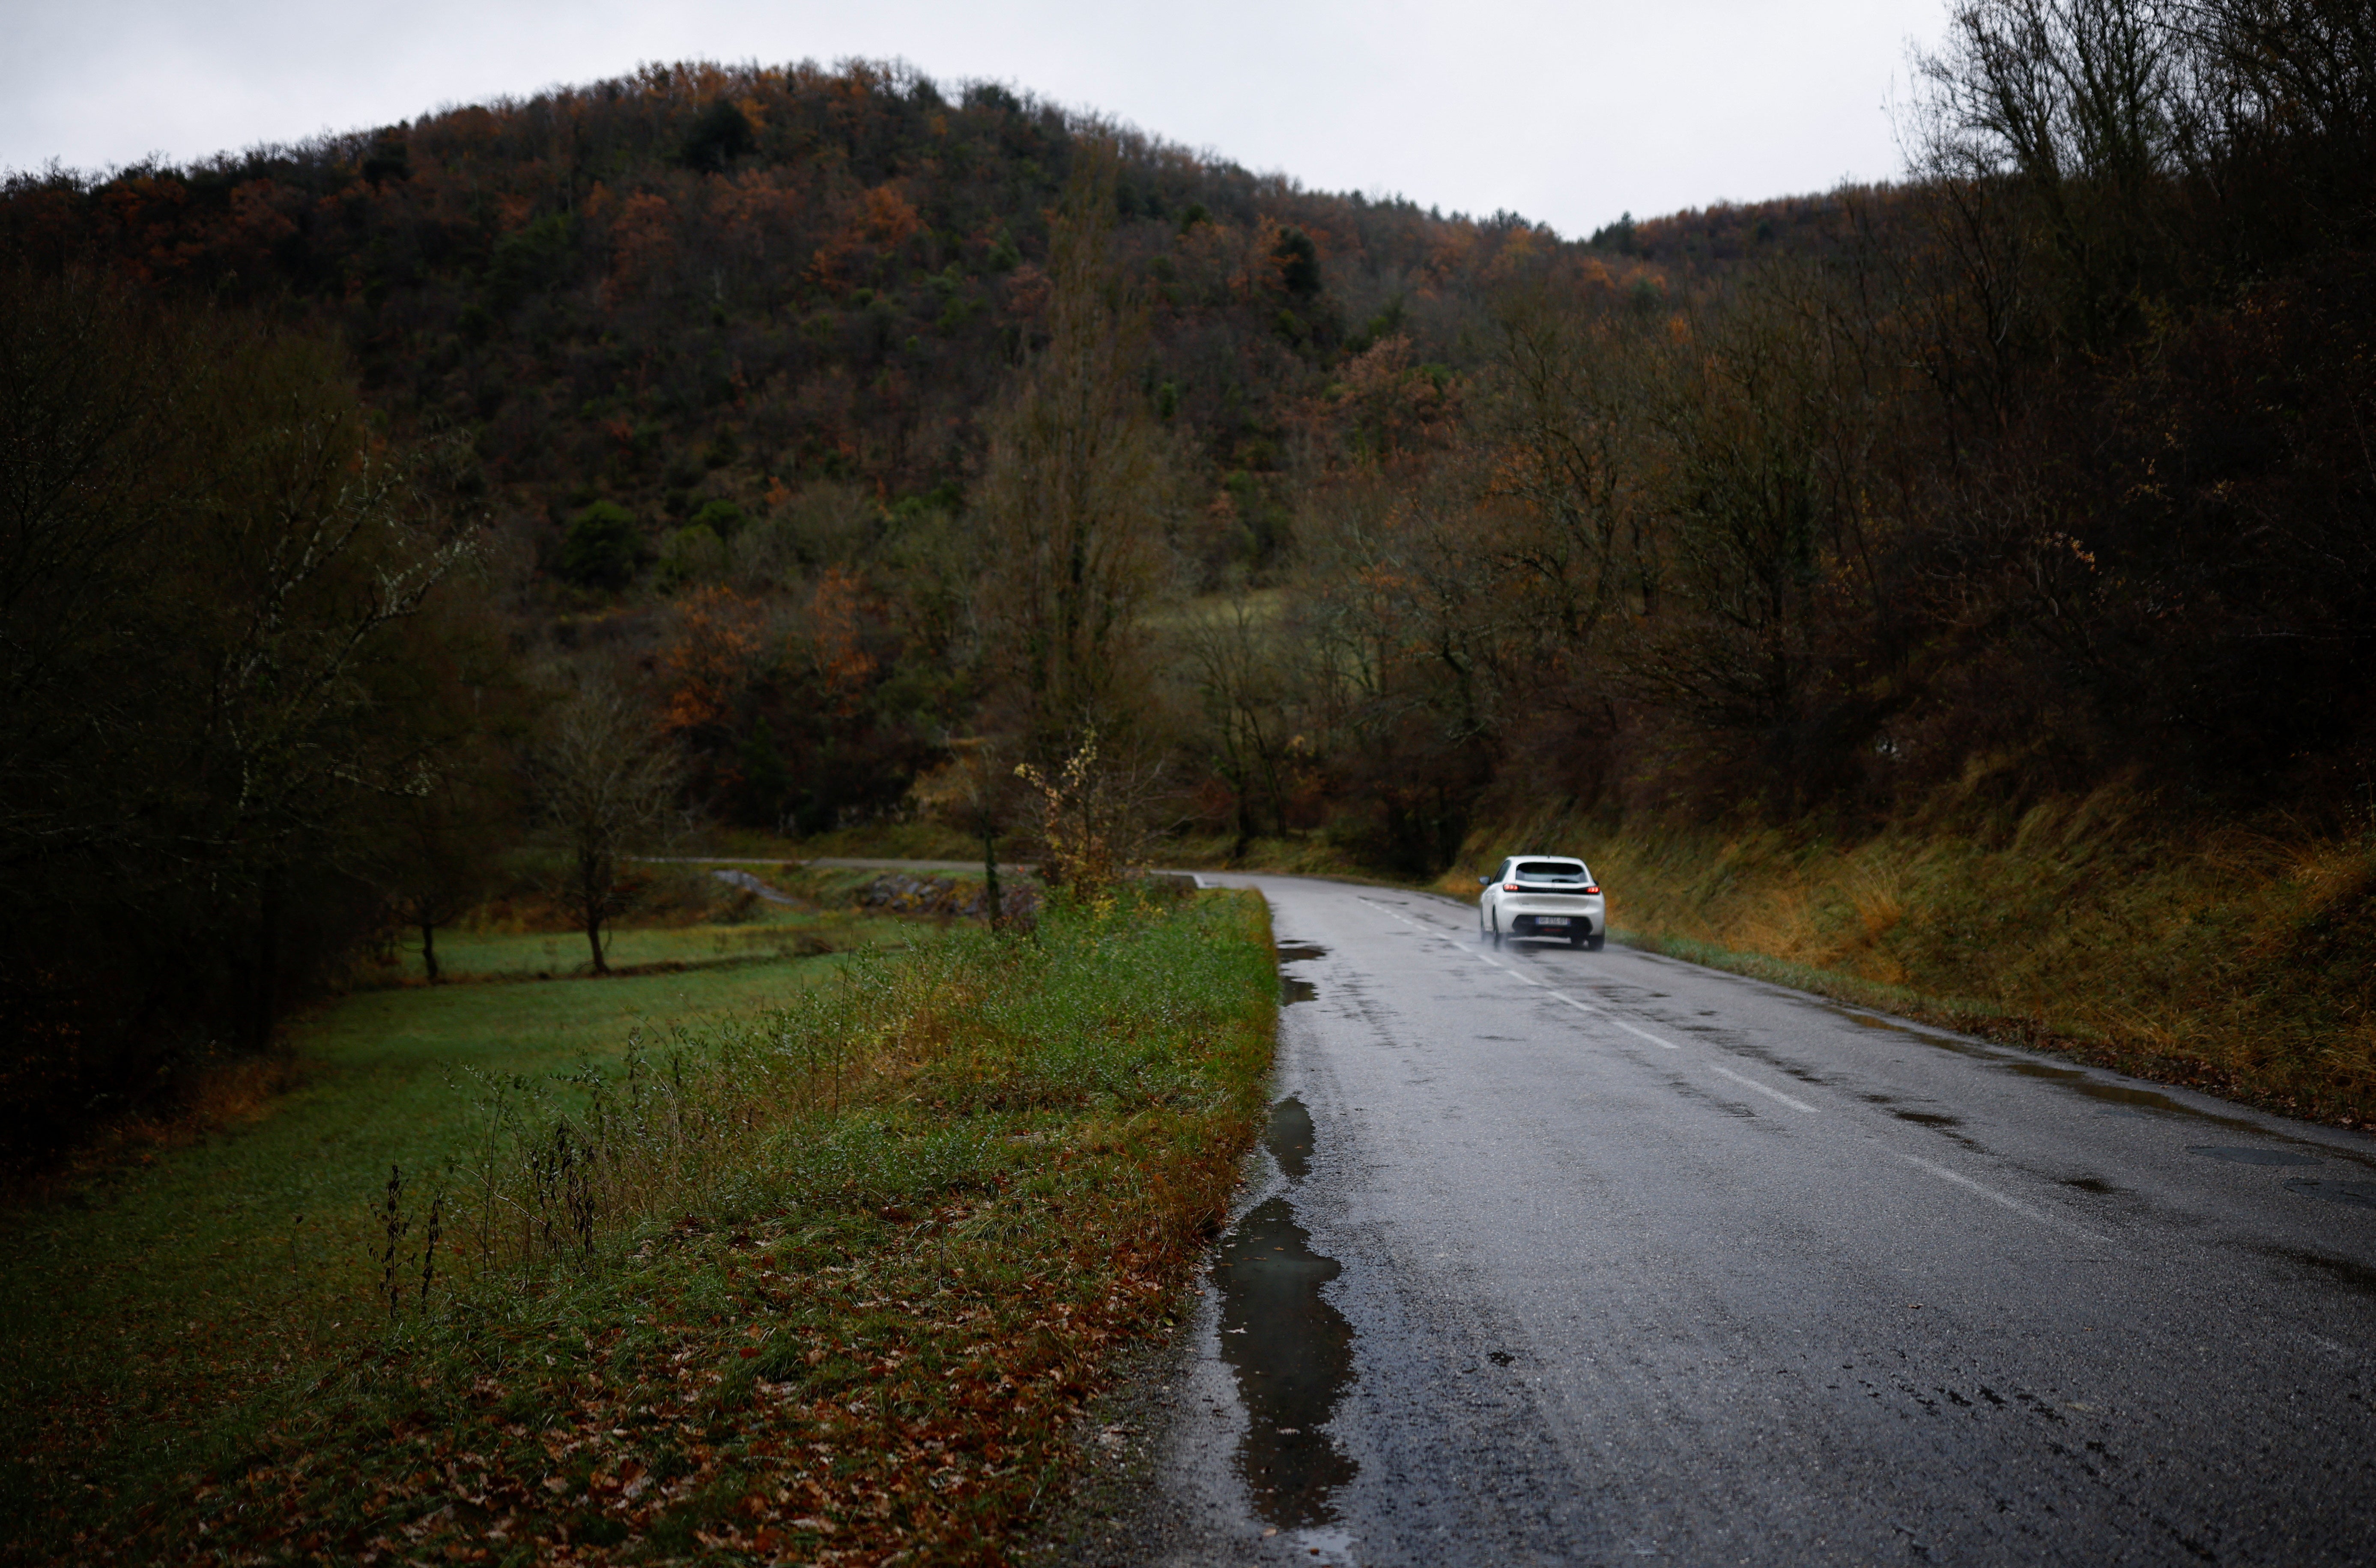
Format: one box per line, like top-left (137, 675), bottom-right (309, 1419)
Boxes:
top-left (1503, 883), bottom-right (1520, 891)
top-left (1582, 884), bottom-right (1600, 894)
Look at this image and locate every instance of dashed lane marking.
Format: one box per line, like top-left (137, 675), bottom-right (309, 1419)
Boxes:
top-left (1353, 897), bottom-right (2117, 1246)
top-left (1546, 989), bottom-right (1680, 1050)
top-left (1708, 1063), bottom-right (1820, 1113)
top-left (1890, 1151), bottom-right (2112, 1245)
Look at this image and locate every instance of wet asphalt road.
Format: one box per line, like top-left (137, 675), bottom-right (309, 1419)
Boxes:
top-left (1140, 874), bottom-right (2376, 1567)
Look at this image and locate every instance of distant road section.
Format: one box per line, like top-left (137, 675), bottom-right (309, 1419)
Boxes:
top-left (1133, 872), bottom-right (2376, 1567)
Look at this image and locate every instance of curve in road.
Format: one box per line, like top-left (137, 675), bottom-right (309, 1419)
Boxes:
top-left (1136, 872), bottom-right (2376, 1567)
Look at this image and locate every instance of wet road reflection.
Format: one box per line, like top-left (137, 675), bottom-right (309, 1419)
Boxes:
top-left (1209, 1096), bottom-right (1356, 1528)
top-left (1819, 1000), bottom-right (2376, 1174)
top-left (2190, 1145), bottom-right (2322, 1166)
top-left (1278, 941), bottom-right (1325, 1006)
top-left (2285, 1178), bottom-right (2376, 1208)
top-left (1268, 1095), bottom-right (1315, 1180)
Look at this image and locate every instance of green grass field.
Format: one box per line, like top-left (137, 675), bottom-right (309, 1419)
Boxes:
top-left (0, 942), bottom-right (864, 1550)
top-left (2, 891), bottom-right (1281, 1565)
top-left (368, 904), bottom-right (917, 984)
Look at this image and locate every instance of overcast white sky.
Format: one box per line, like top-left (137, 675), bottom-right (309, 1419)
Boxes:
top-left (2, 0), bottom-right (1952, 237)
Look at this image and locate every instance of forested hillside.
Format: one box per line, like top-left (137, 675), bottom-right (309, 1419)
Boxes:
top-left (0, 58), bottom-right (1538, 584)
top-left (1, 56), bottom-right (1601, 819)
top-left (6, 0), bottom-right (2376, 1156)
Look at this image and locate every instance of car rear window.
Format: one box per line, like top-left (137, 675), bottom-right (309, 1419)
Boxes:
top-left (1516, 861), bottom-right (1588, 879)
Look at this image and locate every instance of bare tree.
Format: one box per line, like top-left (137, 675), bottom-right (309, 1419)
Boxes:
top-left (1911, 0), bottom-right (2188, 341)
top-left (2, 268), bottom-right (487, 1052)
top-left (534, 685), bottom-right (682, 974)
top-left (2183, 0), bottom-right (2376, 154)
top-left (975, 137), bottom-right (1181, 755)
top-left (1482, 283), bottom-right (1660, 636)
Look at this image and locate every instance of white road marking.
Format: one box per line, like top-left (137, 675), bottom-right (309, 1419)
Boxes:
top-left (1708, 1063), bottom-right (1820, 1113)
top-left (1889, 1151), bottom-right (2111, 1244)
top-left (1546, 990), bottom-right (1680, 1049)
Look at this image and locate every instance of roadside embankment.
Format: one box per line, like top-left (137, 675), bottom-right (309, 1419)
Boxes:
top-left (1447, 786), bottom-right (2376, 1129)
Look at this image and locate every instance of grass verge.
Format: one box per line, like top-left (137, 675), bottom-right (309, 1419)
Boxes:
top-left (7, 889), bottom-right (1277, 1565)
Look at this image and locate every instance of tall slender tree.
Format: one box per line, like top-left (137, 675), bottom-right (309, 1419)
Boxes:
top-left (974, 137), bottom-right (1181, 758)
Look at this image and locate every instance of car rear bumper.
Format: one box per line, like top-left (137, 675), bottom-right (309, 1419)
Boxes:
top-left (1508, 900), bottom-right (1603, 936)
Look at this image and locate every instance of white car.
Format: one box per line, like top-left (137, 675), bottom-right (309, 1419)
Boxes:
top-left (1478, 854), bottom-right (1606, 950)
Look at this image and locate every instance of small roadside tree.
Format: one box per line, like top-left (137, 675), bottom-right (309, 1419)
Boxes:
top-left (1014, 728), bottom-right (1167, 905)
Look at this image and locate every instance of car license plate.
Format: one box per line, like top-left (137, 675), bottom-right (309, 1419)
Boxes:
top-left (1536, 916), bottom-right (1571, 927)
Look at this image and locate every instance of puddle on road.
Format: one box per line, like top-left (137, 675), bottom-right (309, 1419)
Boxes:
top-left (1278, 942), bottom-right (1325, 1006)
top-left (1818, 1002), bottom-right (2376, 1169)
top-left (1998, 1061), bottom-right (2277, 1130)
top-left (1209, 1097), bottom-right (1357, 1529)
top-left (1268, 1096), bottom-right (1315, 1180)
top-left (1893, 1110), bottom-right (1964, 1129)
top-left (2285, 1178), bottom-right (2376, 1209)
top-left (2189, 1145), bottom-right (2322, 1167)
top-left (1820, 1002), bottom-right (1988, 1052)
top-left (1212, 1200), bottom-right (1357, 1526)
